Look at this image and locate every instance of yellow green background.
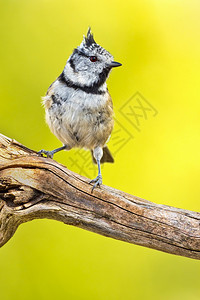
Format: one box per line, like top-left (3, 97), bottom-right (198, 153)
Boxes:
top-left (1, 0), bottom-right (200, 299)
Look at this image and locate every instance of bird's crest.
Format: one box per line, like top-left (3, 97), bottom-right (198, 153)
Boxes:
top-left (83, 28), bottom-right (96, 48)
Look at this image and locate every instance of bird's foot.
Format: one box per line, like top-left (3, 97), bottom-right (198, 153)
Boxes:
top-left (90, 174), bottom-right (102, 192)
top-left (38, 149), bottom-right (54, 159)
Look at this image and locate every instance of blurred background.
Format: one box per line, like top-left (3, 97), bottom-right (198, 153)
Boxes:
top-left (1, 0), bottom-right (200, 299)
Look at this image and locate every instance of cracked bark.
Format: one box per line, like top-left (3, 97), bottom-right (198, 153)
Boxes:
top-left (0, 133), bottom-right (200, 260)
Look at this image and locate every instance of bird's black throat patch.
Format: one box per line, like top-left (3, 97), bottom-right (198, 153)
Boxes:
top-left (58, 71), bottom-right (109, 95)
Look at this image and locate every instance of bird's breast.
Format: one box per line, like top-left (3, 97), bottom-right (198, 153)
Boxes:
top-left (45, 88), bottom-right (114, 149)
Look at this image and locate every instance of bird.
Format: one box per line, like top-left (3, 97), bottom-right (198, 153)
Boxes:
top-left (39, 28), bottom-right (122, 191)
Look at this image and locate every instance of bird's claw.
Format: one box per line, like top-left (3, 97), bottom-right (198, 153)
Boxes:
top-left (90, 174), bottom-right (102, 192)
top-left (38, 149), bottom-right (54, 159)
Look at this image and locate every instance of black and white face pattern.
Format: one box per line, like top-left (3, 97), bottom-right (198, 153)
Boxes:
top-left (63, 29), bottom-right (114, 92)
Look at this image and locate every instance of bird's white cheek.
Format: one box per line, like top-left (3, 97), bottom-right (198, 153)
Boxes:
top-left (77, 70), bottom-right (97, 86)
top-left (77, 61), bottom-right (88, 71)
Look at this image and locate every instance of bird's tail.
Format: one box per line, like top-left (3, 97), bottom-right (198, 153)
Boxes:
top-left (91, 146), bottom-right (114, 164)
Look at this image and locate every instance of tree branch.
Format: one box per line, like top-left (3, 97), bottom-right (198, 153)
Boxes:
top-left (0, 133), bottom-right (200, 259)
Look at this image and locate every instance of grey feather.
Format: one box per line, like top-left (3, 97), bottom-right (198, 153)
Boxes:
top-left (91, 146), bottom-right (114, 164)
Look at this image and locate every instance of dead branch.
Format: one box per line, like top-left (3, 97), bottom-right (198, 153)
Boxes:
top-left (0, 133), bottom-right (200, 259)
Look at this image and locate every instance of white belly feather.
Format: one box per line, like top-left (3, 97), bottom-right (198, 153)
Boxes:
top-left (43, 83), bottom-right (113, 150)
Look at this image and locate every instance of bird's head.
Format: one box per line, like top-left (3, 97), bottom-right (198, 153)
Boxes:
top-left (63, 28), bottom-right (122, 92)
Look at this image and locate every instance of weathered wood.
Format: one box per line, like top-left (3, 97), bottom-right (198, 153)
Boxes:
top-left (0, 133), bottom-right (200, 259)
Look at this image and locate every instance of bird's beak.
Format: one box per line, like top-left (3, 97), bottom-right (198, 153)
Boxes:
top-left (107, 61), bottom-right (122, 68)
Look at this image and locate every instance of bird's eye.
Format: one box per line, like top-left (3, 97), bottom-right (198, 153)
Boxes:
top-left (90, 56), bottom-right (97, 62)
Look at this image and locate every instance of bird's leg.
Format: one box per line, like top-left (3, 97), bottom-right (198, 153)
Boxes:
top-left (90, 159), bottom-right (102, 192)
top-left (90, 147), bottom-right (103, 192)
top-left (38, 145), bottom-right (67, 159)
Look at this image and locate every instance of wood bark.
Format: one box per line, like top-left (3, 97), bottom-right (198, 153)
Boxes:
top-left (0, 133), bottom-right (200, 259)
